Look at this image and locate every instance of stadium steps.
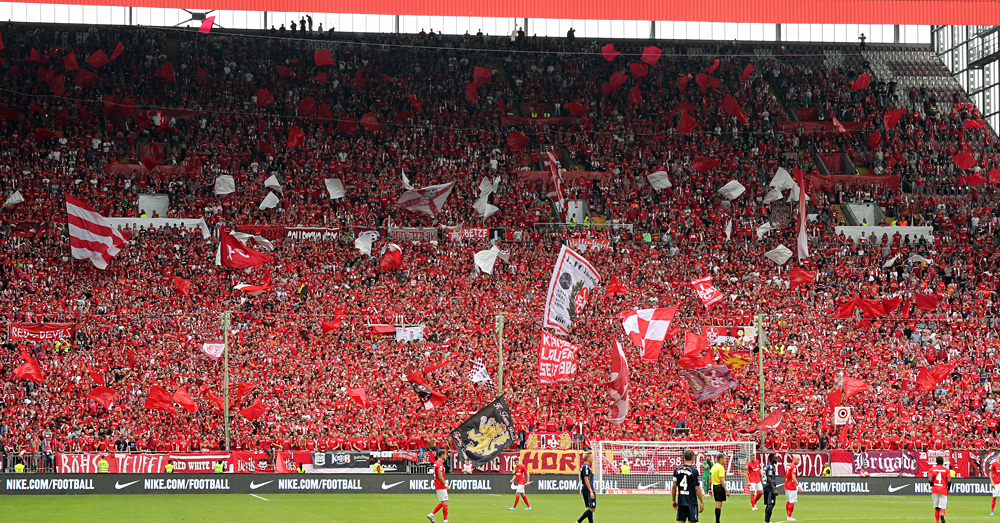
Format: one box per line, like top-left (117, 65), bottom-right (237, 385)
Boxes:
top-left (831, 205), bottom-right (847, 225)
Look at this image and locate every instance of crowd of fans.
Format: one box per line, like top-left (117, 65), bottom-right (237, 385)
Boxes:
top-left (1, 22), bottom-right (999, 464)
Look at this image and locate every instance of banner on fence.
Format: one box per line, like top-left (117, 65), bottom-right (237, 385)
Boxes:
top-left (9, 322), bottom-right (75, 341)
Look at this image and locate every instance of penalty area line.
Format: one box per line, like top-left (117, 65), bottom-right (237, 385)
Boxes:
top-left (250, 494), bottom-right (270, 501)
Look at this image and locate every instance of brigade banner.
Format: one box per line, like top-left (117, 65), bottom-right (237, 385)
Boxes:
top-left (451, 396), bottom-right (517, 467)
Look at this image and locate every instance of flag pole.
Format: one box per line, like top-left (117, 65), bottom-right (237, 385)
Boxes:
top-left (755, 314), bottom-right (766, 451)
top-left (222, 310), bottom-right (232, 451)
top-left (496, 312), bottom-right (507, 394)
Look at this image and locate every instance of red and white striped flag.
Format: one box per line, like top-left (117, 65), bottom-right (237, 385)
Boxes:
top-left (544, 151), bottom-right (567, 221)
top-left (66, 195), bottom-right (129, 269)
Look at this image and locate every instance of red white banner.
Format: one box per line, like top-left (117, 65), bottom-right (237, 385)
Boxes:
top-left (567, 238), bottom-right (611, 252)
top-left (55, 451), bottom-right (312, 473)
top-left (538, 331), bottom-right (580, 384)
top-left (56, 453), bottom-right (169, 473)
top-left (691, 276), bottom-right (724, 309)
top-left (9, 322), bottom-right (75, 341)
top-left (201, 341), bottom-right (224, 360)
top-left (524, 432), bottom-right (574, 450)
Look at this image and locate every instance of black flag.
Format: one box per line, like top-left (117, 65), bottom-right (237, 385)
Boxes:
top-left (450, 395), bottom-right (517, 466)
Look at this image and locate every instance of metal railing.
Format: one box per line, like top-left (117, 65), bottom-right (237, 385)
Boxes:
top-left (2, 452), bottom-right (56, 473)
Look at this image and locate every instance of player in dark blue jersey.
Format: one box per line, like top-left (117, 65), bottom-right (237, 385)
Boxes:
top-left (672, 449), bottom-right (705, 523)
top-left (763, 454), bottom-right (780, 523)
top-left (576, 451), bottom-right (596, 523)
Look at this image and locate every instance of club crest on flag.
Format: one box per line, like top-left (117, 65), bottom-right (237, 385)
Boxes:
top-left (451, 396), bottom-right (517, 466)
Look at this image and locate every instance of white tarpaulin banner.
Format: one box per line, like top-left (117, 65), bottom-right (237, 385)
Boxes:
top-left (202, 341), bottom-right (224, 360)
top-left (214, 175), bottom-right (235, 195)
top-left (324, 178), bottom-right (345, 200)
top-left (395, 325), bottom-right (425, 342)
top-left (474, 246), bottom-right (500, 274)
top-left (542, 246), bottom-right (601, 335)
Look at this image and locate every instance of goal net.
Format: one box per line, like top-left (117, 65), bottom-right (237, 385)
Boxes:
top-left (593, 440), bottom-right (757, 495)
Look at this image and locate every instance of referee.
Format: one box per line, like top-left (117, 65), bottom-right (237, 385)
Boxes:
top-left (709, 453), bottom-right (729, 523)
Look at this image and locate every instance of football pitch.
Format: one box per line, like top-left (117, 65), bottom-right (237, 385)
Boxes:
top-left (6, 493), bottom-right (997, 522)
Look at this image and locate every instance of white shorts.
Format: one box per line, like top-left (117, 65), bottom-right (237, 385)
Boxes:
top-left (932, 493), bottom-right (947, 509)
top-left (748, 482), bottom-right (763, 492)
top-left (436, 489), bottom-right (449, 502)
top-left (515, 485), bottom-right (525, 494)
top-left (785, 489), bottom-right (798, 503)
top-left (993, 484), bottom-right (1000, 497)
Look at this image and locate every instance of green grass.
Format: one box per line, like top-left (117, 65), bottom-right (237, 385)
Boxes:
top-left (4, 493), bottom-right (996, 522)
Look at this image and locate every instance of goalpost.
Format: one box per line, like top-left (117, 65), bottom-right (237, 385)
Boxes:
top-left (594, 441), bottom-right (757, 495)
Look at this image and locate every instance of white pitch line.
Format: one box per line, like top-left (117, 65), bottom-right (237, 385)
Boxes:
top-left (250, 494), bottom-right (270, 501)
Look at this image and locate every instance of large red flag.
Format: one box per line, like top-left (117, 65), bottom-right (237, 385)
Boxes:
top-left (144, 386), bottom-right (173, 410)
top-left (827, 389), bottom-right (843, 408)
top-left (789, 267), bottom-right (816, 290)
top-left (843, 377), bottom-right (868, 399)
top-left (88, 367), bottom-right (105, 386)
top-left (86, 386), bottom-right (116, 409)
top-left (884, 108), bottom-right (907, 130)
top-left (14, 355), bottom-right (43, 382)
top-left (173, 388), bottom-right (199, 413)
top-left (914, 293), bottom-right (940, 311)
top-left (640, 46), bottom-right (662, 66)
top-left (172, 276), bottom-right (191, 296)
top-left (677, 110), bottom-right (697, 134)
top-left (347, 388), bottom-right (368, 408)
top-left (721, 94), bottom-right (748, 124)
top-left (240, 398), bottom-right (267, 420)
top-left (851, 71), bottom-right (870, 90)
top-left (621, 306), bottom-right (679, 361)
top-left (314, 49), bottom-right (336, 66)
top-left (404, 365), bottom-right (447, 410)
top-left (219, 229), bottom-right (273, 269)
top-left (691, 276), bottom-right (724, 309)
top-left (739, 63), bottom-right (755, 81)
top-left (833, 298), bottom-right (857, 319)
top-left (857, 298), bottom-right (886, 319)
top-left (605, 275), bottom-right (627, 295)
top-left (756, 410), bottom-right (784, 431)
top-left (600, 43), bottom-right (620, 61)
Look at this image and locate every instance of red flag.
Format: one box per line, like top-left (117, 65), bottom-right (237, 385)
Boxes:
top-left (465, 82), bottom-right (479, 104)
top-left (219, 229), bottom-right (274, 269)
top-left (677, 347), bottom-right (711, 369)
top-left (297, 96), bottom-right (317, 116)
top-left (155, 62), bottom-right (175, 83)
top-left (626, 83), bottom-right (642, 104)
top-left (690, 156), bottom-right (720, 174)
top-left (43, 74), bottom-right (65, 96)
top-left (756, 410), bottom-right (783, 431)
top-left (880, 296), bottom-right (902, 314)
top-left (73, 69), bottom-right (99, 89)
top-left (965, 119), bottom-right (986, 128)
top-left (404, 365), bottom-right (447, 411)
top-left (866, 130), bottom-right (881, 147)
top-left (600, 43), bottom-right (620, 61)
top-left (199, 15), bottom-right (215, 34)
top-left (931, 363), bottom-right (955, 382)
top-left (605, 342), bottom-right (630, 424)
top-left (379, 245), bottom-right (403, 271)
top-left (843, 377), bottom-right (868, 399)
top-left (507, 131), bottom-right (529, 152)
top-left (321, 320), bottom-right (339, 334)
top-left (566, 101), bottom-right (585, 117)
top-left (884, 108), bottom-right (907, 130)
top-left (86, 386), bottom-right (116, 409)
top-left (346, 388), bottom-right (368, 408)
top-left (695, 72), bottom-right (710, 92)
top-left (110, 42), bottom-right (124, 60)
top-left (63, 51), bottom-right (79, 71)
top-left (789, 267), bottom-right (816, 289)
top-left (629, 63), bottom-right (648, 78)
top-left (739, 63), bottom-right (755, 81)
top-left (952, 151), bottom-right (976, 170)
top-left (356, 112), bottom-right (381, 132)
top-left (472, 66), bottom-right (492, 86)
top-left (827, 389), bottom-right (842, 408)
top-left (314, 49), bottom-right (336, 66)
top-left (88, 367), bottom-right (105, 386)
top-left (239, 398), bottom-right (267, 420)
top-left (621, 306), bottom-right (679, 360)
top-left (312, 72), bottom-right (328, 83)
top-left (851, 71), bottom-right (870, 90)
top-left (172, 388), bottom-right (199, 412)
top-left (990, 168), bottom-right (1000, 184)
top-left (144, 386), bottom-right (173, 410)
top-left (276, 65), bottom-right (294, 78)
top-left (684, 330), bottom-right (708, 355)
top-left (705, 58), bottom-right (720, 73)
top-left (721, 94), bottom-right (748, 124)
top-left (352, 69), bottom-right (364, 90)
top-left (14, 355), bottom-right (43, 382)
top-left (833, 298), bottom-right (857, 319)
top-left (914, 293), bottom-right (940, 311)
top-left (857, 298), bottom-right (886, 319)
top-left (677, 110), bottom-right (697, 134)
top-left (337, 117), bottom-right (358, 136)
top-left (256, 88), bottom-right (274, 107)
top-left (287, 125), bottom-right (304, 147)
top-left (640, 46), bottom-right (662, 66)
top-left (678, 73), bottom-right (691, 92)
top-left (205, 391), bottom-right (226, 412)
top-left (691, 276), bottom-right (724, 308)
top-left (915, 368), bottom-right (937, 391)
top-left (961, 173), bottom-right (988, 187)
top-left (607, 71), bottom-right (627, 92)
top-left (236, 382), bottom-right (256, 399)
top-left (606, 275), bottom-right (627, 295)
top-left (172, 276), bottom-right (191, 296)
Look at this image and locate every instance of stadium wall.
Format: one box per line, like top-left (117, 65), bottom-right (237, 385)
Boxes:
top-left (0, 474), bottom-right (992, 496)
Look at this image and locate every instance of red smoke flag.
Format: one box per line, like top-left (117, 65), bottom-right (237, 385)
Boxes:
top-left (952, 151), bottom-right (976, 170)
top-left (66, 195), bottom-right (130, 270)
top-left (287, 125), bottom-right (305, 147)
top-left (914, 293), bottom-right (940, 311)
top-left (240, 398), bottom-right (267, 420)
top-left (843, 377), bottom-right (868, 399)
top-left (347, 388), bottom-right (368, 408)
top-left (851, 71), bottom-right (871, 90)
top-left (14, 354), bottom-right (43, 382)
top-left (677, 110), bottom-right (697, 134)
top-left (155, 62), bottom-right (176, 83)
top-left (172, 276), bottom-right (191, 296)
top-left (756, 410), bottom-right (784, 431)
top-left (884, 108), bottom-right (907, 130)
top-left (789, 267), bottom-right (816, 290)
top-left (600, 43), bottom-right (620, 61)
top-left (721, 94), bottom-right (748, 124)
top-left (199, 16), bottom-right (215, 33)
top-left (739, 63), bottom-right (755, 81)
top-left (219, 229), bottom-right (274, 269)
top-left (605, 275), bottom-right (627, 295)
top-left (621, 305), bottom-right (679, 360)
top-left (86, 386), bottom-right (116, 409)
top-left (144, 386), bottom-right (173, 410)
top-left (173, 388), bottom-right (199, 412)
top-left (691, 157), bottom-right (720, 174)
top-left (314, 49), bottom-right (335, 66)
top-left (605, 341), bottom-right (630, 424)
top-left (691, 276), bottom-right (724, 309)
top-left (640, 46), bottom-right (662, 66)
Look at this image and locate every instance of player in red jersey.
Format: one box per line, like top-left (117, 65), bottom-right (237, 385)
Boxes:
top-left (929, 456), bottom-right (950, 523)
top-left (427, 450), bottom-right (450, 523)
top-left (990, 456), bottom-right (1000, 515)
top-left (745, 456), bottom-right (763, 510)
top-left (785, 455), bottom-right (800, 521)
top-left (509, 456), bottom-right (532, 510)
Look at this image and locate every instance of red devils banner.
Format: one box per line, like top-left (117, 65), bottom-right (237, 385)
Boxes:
top-left (9, 322), bottom-right (74, 341)
top-left (538, 331), bottom-right (580, 384)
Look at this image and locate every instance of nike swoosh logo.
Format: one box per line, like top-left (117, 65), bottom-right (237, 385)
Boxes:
top-left (382, 481), bottom-right (405, 490)
top-left (250, 481), bottom-right (273, 490)
top-left (637, 482), bottom-right (659, 489)
top-left (115, 480), bottom-right (140, 490)
top-left (887, 484), bottom-right (908, 493)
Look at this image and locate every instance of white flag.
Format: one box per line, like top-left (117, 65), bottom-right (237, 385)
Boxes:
top-left (762, 188), bottom-right (783, 204)
top-left (469, 360), bottom-right (491, 384)
top-left (647, 170), bottom-right (672, 190)
top-left (214, 175), bottom-right (236, 195)
top-left (264, 174), bottom-right (282, 193)
top-left (542, 246), bottom-right (601, 335)
top-left (477, 176), bottom-right (500, 195)
top-left (401, 169), bottom-right (414, 191)
top-left (764, 244), bottom-right (793, 265)
top-left (908, 254), bottom-right (933, 264)
top-left (756, 222), bottom-right (774, 240)
top-left (3, 190), bottom-right (24, 207)
top-left (214, 231), bottom-right (273, 266)
top-left (396, 181), bottom-right (456, 217)
top-left (201, 341), bottom-right (225, 361)
top-left (474, 246), bottom-right (500, 274)
top-left (717, 180), bottom-right (746, 200)
top-left (724, 218), bottom-right (732, 241)
top-left (324, 178), bottom-right (345, 200)
top-left (473, 194), bottom-right (499, 219)
top-left (882, 254), bottom-right (899, 268)
top-left (354, 230), bottom-right (379, 255)
top-left (769, 167), bottom-right (796, 191)
top-left (258, 191), bottom-right (280, 210)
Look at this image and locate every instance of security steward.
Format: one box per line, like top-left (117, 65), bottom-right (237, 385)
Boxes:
top-left (214, 460), bottom-right (225, 473)
top-left (98, 456), bottom-right (110, 473)
top-left (165, 461), bottom-right (174, 473)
